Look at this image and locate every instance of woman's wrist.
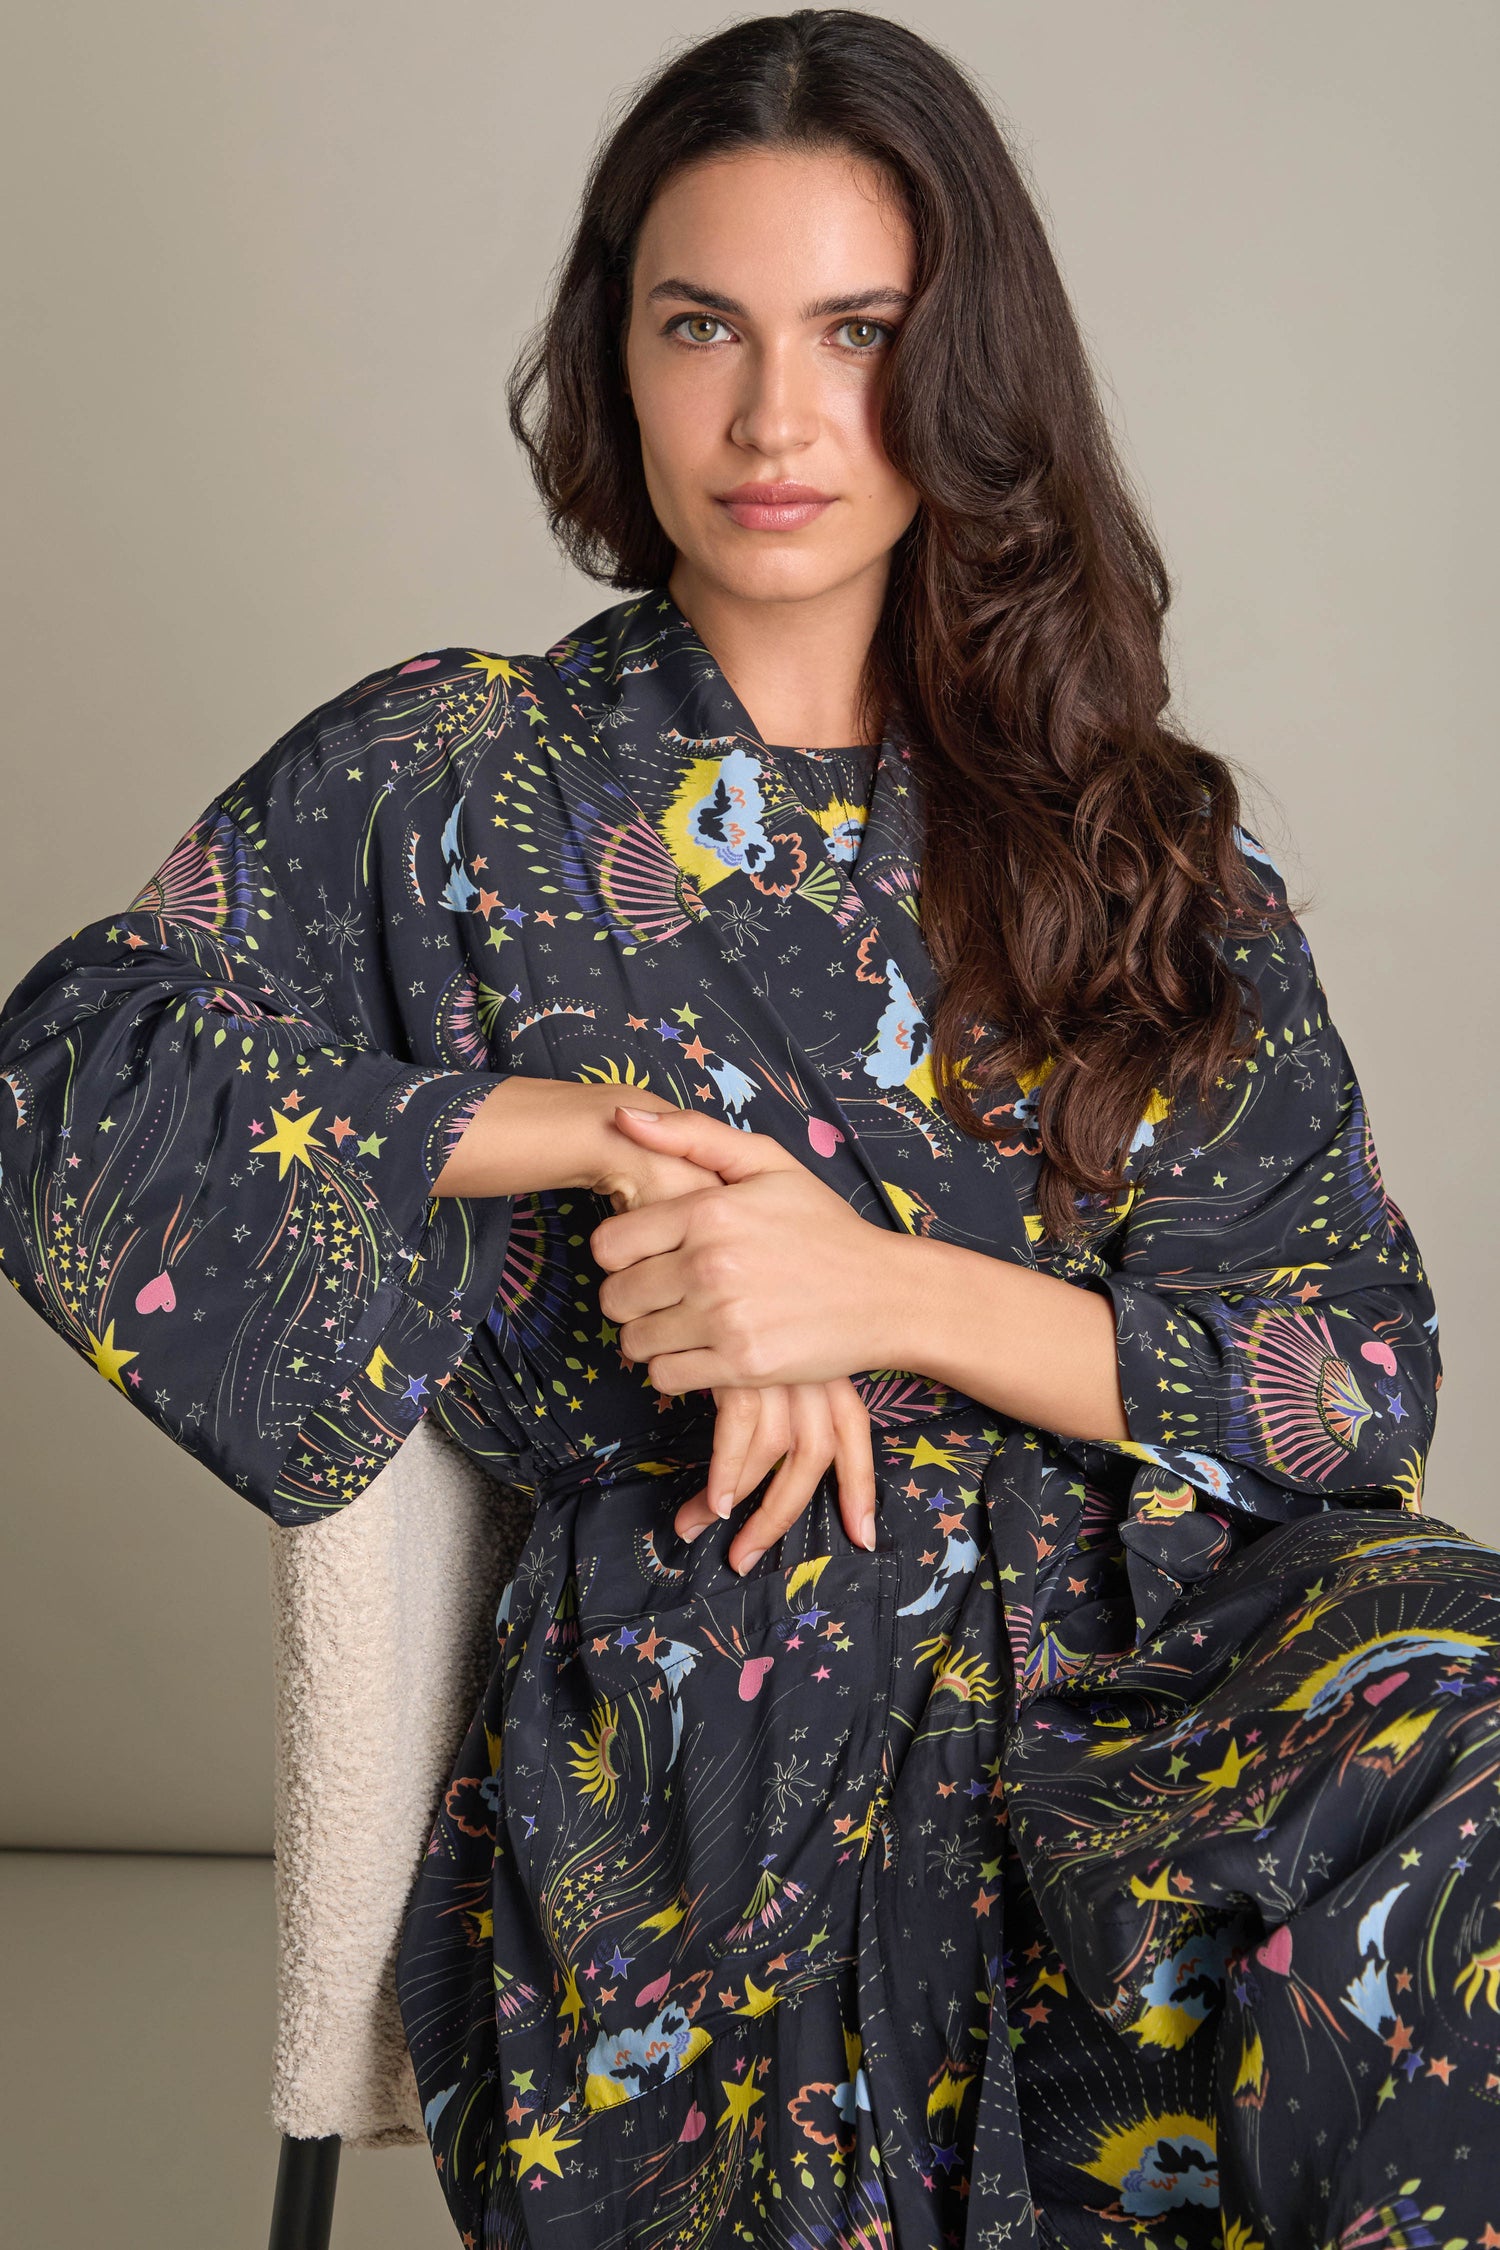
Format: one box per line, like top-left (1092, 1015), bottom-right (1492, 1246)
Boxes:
top-left (431, 1077), bottom-right (623, 1199)
top-left (858, 1229), bottom-right (939, 1372)
top-left (874, 1230), bottom-right (1129, 1443)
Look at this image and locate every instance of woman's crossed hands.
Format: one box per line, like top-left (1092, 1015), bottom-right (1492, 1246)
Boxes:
top-left (591, 1104), bottom-right (903, 1573)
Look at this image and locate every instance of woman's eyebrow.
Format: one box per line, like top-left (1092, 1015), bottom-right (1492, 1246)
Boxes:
top-left (644, 277), bottom-right (912, 319)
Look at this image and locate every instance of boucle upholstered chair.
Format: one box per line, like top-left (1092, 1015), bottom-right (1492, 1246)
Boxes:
top-left (264, 1413), bottom-right (533, 2250)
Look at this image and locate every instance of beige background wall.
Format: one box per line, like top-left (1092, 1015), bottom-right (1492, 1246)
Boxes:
top-left (3, 1), bottom-right (1495, 1853)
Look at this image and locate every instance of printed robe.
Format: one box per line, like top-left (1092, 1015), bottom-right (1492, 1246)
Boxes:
top-left (2, 584), bottom-right (1498, 2250)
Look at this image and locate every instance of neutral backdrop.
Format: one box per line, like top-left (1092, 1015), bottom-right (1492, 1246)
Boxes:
top-left (3, 0), bottom-right (1496, 1858)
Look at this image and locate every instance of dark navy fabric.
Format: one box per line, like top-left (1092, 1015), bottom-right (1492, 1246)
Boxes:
top-left (2, 586), bottom-right (1496, 2248)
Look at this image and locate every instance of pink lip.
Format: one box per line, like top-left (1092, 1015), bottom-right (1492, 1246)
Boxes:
top-left (716, 481), bottom-right (835, 531)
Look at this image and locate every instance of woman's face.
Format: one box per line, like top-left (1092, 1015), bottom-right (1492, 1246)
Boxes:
top-left (622, 145), bottom-right (921, 611)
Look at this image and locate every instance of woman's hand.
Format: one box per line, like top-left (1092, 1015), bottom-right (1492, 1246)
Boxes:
top-left (590, 1106), bottom-right (903, 1391)
top-left (436, 1084), bottom-right (875, 1561)
top-left (592, 1102), bottom-right (1130, 1447)
top-left (432, 1076), bottom-right (729, 1211)
top-left (595, 1105), bottom-right (885, 1570)
top-left (673, 1378), bottom-right (877, 1574)
top-left (591, 1092), bottom-right (725, 1213)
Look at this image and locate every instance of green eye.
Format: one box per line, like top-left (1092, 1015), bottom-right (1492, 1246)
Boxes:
top-left (667, 314), bottom-right (731, 346)
top-left (837, 319), bottom-right (888, 352)
top-left (664, 312), bottom-right (894, 353)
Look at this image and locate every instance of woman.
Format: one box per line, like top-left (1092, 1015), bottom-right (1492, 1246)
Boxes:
top-left (1, 11), bottom-right (1494, 2247)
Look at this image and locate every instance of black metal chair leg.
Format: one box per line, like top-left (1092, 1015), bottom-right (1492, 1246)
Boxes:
top-left (268, 2133), bottom-right (341, 2250)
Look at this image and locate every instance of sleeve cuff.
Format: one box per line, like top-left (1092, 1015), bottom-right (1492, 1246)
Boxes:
top-left (1102, 1273), bottom-right (1229, 1458)
top-left (257, 1058), bottom-right (514, 1525)
top-left (340, 1056), bottom-right (507, 1234)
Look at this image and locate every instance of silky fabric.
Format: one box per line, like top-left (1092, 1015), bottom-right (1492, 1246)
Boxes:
top-left (1, 586), bottom-right (1495, 2249)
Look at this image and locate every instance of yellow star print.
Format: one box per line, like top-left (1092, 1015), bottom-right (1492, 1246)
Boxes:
top-left (364, 1344), bottom-right (399, 1392)
top-left (1197, 1737), bottom-right (1260, 1792)
top-left (87, 1318), bottom-right (138, 1393)
top-left (716, 2074), bottom-right (765, 2131)
top-left (880, 1181), bottom-right (927, 1234)
top-left (732, 1972), bottom-right (780, 2018)
top-left (891, 1433), bottom-right (966, 1475)
top-left (464, 652), bottom-right (526, 689)
top-left (505, 2118), bottom-right (582, 2179)
top-left (258, 1106), bottom-right (325, 1178)
top-left (557, 1962), bottom-right (585, 2035)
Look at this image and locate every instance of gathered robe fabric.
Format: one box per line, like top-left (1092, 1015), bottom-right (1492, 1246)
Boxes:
top-left (2, 584), bottom-right (1499, 2250)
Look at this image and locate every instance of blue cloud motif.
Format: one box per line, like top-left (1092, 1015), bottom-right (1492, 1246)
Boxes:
top-left (1120, 2128), bottom-right (1218, 2215)
top-left (423, 2081), bottom-right (458, 2132)
top-left (862, 958), bottom-right (929, 1090)
top-left (1233, 825), bottom-right (1282, 873)
top-left (706, 1058), bottom-right (758, 1113)
top-left (897, 1529), bottom-right (981, 1616)
top-left (438, 797), bottom-right (477, 913)
top-left (687, 748), bottom-right (775, 875)
top-left (584, 2002), bottom-right (706, 2099)
top-left (1340, 1881), bottom-right (1408, 2035)
top-left (823, 814), bottom-right (864, 865)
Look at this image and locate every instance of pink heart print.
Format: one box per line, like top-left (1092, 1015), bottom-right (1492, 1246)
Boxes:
top-left (1362, 1669), bottom-right (1409, 1705)
top-left (1256, 1925), bottom-right (1293, 1976)
top-left (679, 2103), bottom-right (707, 2143)
top-left (1360, 1340), bottom-right (1399, 1377)
top-left (738, 1656), bottom-right (775, 1701)
top-left (135, 1271), bottom-right (176, 1315)
top-left (807, 1117), bottom-right (845, 1158)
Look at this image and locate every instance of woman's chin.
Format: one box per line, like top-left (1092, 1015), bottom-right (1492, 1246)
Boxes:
top-left (672, 533), bottom-right (879, 610)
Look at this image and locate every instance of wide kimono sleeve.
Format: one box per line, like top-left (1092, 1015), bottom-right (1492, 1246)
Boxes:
top-left (1098, 837), bottom-right (1439, 1519)
top-left (0, 657), bottom-right (517, 1525)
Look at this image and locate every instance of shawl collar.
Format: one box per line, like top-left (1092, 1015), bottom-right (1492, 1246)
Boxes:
top-left (533, 583), bottom-right (1035, 1270)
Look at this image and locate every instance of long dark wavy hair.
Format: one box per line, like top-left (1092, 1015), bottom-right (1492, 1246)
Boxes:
top-left (507, 8), bottom-right (1273, 1239)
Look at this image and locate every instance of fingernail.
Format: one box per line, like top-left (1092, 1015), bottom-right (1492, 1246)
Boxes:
top-left (735, 1547), bottom-right (764, 1576)
top-left (617, 1106), bottom-right (657, 1119)
top-left (860, 1520), bottom-right (877, 1551)
top-left (712, 1492), bottom-right (734, 1519)
top-left (680, 1519), bottom-right (709, 1543)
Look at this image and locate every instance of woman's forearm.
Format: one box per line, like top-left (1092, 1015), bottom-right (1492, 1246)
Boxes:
top-left (430, 1077), bottom-right (722, 1210)
top-left (430, 1077), bottom-right (625, 1198)
top-left (877, 1233), bottom-right (1130, 1444)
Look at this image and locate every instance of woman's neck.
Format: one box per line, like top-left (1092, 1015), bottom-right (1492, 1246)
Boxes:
top-left (666, 558), bottom-right (886, 749)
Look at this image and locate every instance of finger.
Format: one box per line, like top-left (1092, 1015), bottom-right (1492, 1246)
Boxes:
top-left (674, 1389), bottom-right (760, 1537)
top-left (729, 1384), bottom-right (834, 1575)
top-left (673, 1388), bottom-right (784, 1541)
top-left (590, 1192), bottom-right (699, 1274)
top-left (597, 1248), bottom-right (687, 1329)
top-left (611, 1104), bottom-right (799, 1185)
top-left (619, 1302), bottom-right (714, 1368)
top-left (728, 1396), bottom-right (829, 1574)
top-left (608, 1164), bottom-right (715, 1213)
top-left (678, 1384), bottom-right (792, 1508)
top-left (723, 1389), bottom-right (795, 1521)
top-left (674, 1492), bottom-right (716, 1541)
top-left (629, 1154), bottom-right (746, 1211)
top-left (597, 1184), bottom-right (744, 1283)
top-left (704, 1388), bottom-right (764, 1520)
top-left (642, 1348), bottom-right (738, 1394)
top-left (828, 1379), bottom-right (878, 1551)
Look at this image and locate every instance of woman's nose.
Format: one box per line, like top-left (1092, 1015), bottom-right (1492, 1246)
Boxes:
top-left (728, 340), bottom-right (821, 456)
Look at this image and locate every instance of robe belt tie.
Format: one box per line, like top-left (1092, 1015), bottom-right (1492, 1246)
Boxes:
top-left (527, 1414), bottom-right (718, 1510)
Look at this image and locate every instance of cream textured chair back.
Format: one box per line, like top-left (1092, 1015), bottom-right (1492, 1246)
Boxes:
top-left (263, 1413), bottom-right (533, 2249)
